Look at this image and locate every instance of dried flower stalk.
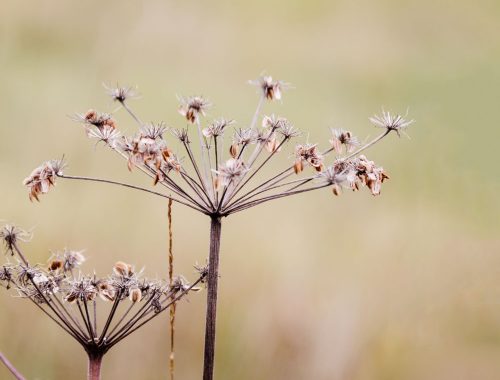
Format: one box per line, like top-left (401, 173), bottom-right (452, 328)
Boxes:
top-left (22, 75), bottom-right (413, 379)
top-left (0, 225), bottom-right (204, 380)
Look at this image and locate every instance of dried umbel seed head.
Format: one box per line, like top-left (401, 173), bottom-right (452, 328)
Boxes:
top-left (214, 159), bottom-right (249, 189)
top-left (369, 110), bottom-right (414, 136)
top-left (250, 76), bottom-right (288, 101)
top-left (86, 124), bottom-right (122, 148)
top-left (0, 224), bottom-right (31, 254)
top-left (104, 84), bottom-right (138, 103)
top-left (76, 109), bottom-right (116, 129)
top-left (294, 144), bottom-right (324, 172)
top-left (23, 159), bottom-right (65, 202)
top-left (233, 128), bottom-right (256, 146)
top-left (129, 287), bottom-right (142, 303)
top-left (178, 96), bottom-right (211, 124)
top-left (113, 261), bottom-right (134, 277)
top-left (141, 122), bottom-right (167, 140)
top-left (330, 129), bottom-right (359, 153)
top-left (262, 114), bottom-right (287, 130)
top-left (203, 118), bottom-right (234, 138)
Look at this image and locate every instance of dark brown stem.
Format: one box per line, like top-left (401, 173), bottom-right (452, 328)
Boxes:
top-left (0, 352), bottom-right (25, 380)
top-left (87, 351), bottom-right (103, 380)
top-left (203, 217), bottom-right (222, 380)
top-left (168, 199), bottom-right (176, 380)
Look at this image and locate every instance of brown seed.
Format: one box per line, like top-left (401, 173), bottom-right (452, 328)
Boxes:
top-left (229, 144), bottom-right (239, 158)
top-left (84, 109), bottom-right (96, 121)
top-left (332, 184), bottom-right (341, 196)
top-left (294, 160), bottom-right (303, 174)
top-left (49, 260), bottom-right (63, 271)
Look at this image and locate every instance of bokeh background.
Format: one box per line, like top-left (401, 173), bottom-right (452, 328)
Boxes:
top-left (1, 1), bottom-right (500, 379)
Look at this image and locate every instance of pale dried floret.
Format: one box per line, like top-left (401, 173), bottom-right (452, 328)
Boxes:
top-left (178, 96), bottom-right (211, 123)
top-left (256, 130), bottom-right (279, 153)
top-left (329, 129), bottom-right (359, 153)
top-left (233, 128), bottom-right (257, 145)
top-left (294, 144), bottom-right (324, 172)
top-left (202, 118), bottom-right (234, 138)
top-left (74, 110), bottom-right (116, 129)
top-left (86, 125), bottom-right (122, 148)
top-left (171, 128), bottom-right (190, 143)
top-left (0, 224), bottom-right (32, 254)
top-left (250, 76), bottom-right (289, 101)
top-left (214, 159), bottom-right (249, 188)
top-left (369, 110), bottom-right (414, 136)
top-left (103, 84), bottom-right (138, 102)
top-left (140, 122), bottom-right (167, 140)
top-left (354, 155), bottom-right (389, 195)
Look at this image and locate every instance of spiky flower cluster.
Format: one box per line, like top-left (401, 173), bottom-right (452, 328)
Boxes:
top-left (0, 224), bottom-right (204, 355)
top-left (23, 75), bottom-right (413, 215)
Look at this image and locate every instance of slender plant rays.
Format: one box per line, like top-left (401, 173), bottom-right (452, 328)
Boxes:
top-left (17, 75), bottom-right (413, 380)
top-left (0, 224), bottom-right (204, 380)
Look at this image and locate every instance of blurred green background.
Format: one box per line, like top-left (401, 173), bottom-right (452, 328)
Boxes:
top-left (1, 1), bottom-right (500, 379)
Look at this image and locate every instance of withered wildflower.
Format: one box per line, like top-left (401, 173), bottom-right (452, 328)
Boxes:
top-left (24, 75), bottom-right (412, 380)
top-left (23, 159), bottom-right (64, 201)
top-left (0, 225), bottom-right (204, 380)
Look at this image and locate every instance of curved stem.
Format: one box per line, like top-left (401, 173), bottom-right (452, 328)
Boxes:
top-left (58, 174), bottom-right (205, 213)
top-left (203, 217), bottom-right (222, 380)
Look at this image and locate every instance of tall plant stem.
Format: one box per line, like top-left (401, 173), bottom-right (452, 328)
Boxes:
top-left (0, 352), bottom-right (25, 380)
top-left (203, 216), bottom-right (222, 380)
top-left (87, 351), bottom-right (103, 380)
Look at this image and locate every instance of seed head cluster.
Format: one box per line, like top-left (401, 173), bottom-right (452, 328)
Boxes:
top-left (22, 74), bottom-right (412, 215)
top-left (0, 224), bottom-right (204, 355)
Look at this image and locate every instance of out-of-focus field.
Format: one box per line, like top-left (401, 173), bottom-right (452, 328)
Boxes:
top-left (1, 1), bottom-right (499, 379)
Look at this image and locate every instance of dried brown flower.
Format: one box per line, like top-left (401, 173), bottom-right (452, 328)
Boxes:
top-left (23, 160), bottom-right (65, 201)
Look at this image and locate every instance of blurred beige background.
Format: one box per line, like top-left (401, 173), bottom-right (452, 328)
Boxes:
top-left (1, 1), bottom-right (500, 379)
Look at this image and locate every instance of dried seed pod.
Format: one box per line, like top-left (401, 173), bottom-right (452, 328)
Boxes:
top-left (113, 261), bottom-right (133, 277)
top-left (294, 160), bottom-right (303, 174)
top-left (129, 288), bottom-right (142, 303)
top-left (229, 144), bottom-right (239, 158)
top-left (48, 259), bottom-right (63, 272)
top-left (332, 184), bottom-right (341, 196)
